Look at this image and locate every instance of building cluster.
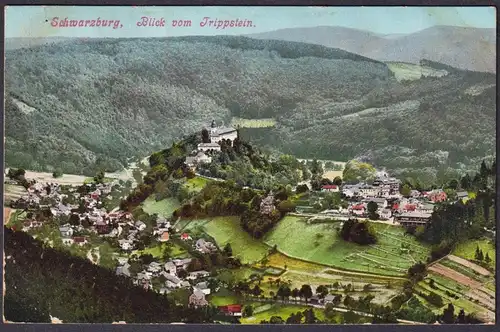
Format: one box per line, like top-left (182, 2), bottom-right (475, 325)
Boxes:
top-left (318, 172), bottom-right (464, 227)
top-left (185, 120), bottom-right (237, 171)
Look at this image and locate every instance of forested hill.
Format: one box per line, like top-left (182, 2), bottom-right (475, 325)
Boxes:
top-left (5, 36), bottom-right (495, 183)
top-left (3, 227), bottom-right (215, 323)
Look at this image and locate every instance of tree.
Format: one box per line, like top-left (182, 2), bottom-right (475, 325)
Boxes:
top-left (447, 179), bottom-right (459, 190)
top-left (299, 284), bottom-right (313, 303)
top-left (474, 246), bottom-right (483, 261)
top-left (303, 308), bottom-right (318, 324)
top-left (296, 184), bottom-right (309, 194)
top-left (268, 316), bottom-right (284, 324)
top-left (242, 305), bottom-right (254, 318)
top-left (177, 269), bottom-right (188, 279)
top-left (201, 128), bottom-right (210, 143)
top-left (441, 303), bottom-right (455, 324)
top-left (291, 288), bottom-right (300, 302)
top-left (223, 243), bottom-right (233, 257)
top-left (93, 171), bottom-right (105, 184)
top-left (400, 184), bottom-right (412, 197)
top-left (316, 285), bottom-right (329, 298)
top-left (367, 201), bottom-right (379, 220)
top-left (52, 169), bottom-right (63, 178)
top-left (332, 176), bottom-right (342, 186)
top-left (456, 309), bottom-right (466, 324)
top-left (485, 252), bottom-right (491, 264)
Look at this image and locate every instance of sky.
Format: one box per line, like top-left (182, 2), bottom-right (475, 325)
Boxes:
top-left (5, 6), bottom-right (496, 38)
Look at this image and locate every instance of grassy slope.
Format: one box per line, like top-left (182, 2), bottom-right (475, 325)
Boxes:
top-left (263, 216), bottom-right (430, 276)
top-left (182, 217), bottom-right (269, 264)
top-left (142, 197), bottom-right (181, 218)
top-left (452, 238), bottom-right (496, 267)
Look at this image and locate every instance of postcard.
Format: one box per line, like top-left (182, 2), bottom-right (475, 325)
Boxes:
top-left (2, 5), bottom-right (496, 325)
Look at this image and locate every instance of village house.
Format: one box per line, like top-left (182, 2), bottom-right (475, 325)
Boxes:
top-left (195, 239), bottom-right (217, 254)
top-left (197, 142), bottom-right (221, 153)
top-left (118, 239), bottom-right (134, 251)
top-left (361, 197), bottom-right (388, 209)
top-left (173, 258), bottom-right (193, 270)
top-left (457, 191), bottom-right (469, 201)
top-left (321, 185), bottom-right (339, 192)
top-left (135, 221), bottom-right (147, 231)
top-left (194, 281), bottom-right (211, 295)
top-left (189, 289), bottom-right (208, 308)
top-left (72, 236), bottom-right (88, 246)
top-left (395, 211), bottom-right (432, 227)
top-left (59, 225), bottom-right (74, 238)
top-left (147, 262), bottom-right (163, 273)
top-left (186, 151), bottom-right (212, 169)
top-left (187, 270), bottom-right (210, 281)
top-left (350, 204), bottom-right (366, 216)
top-left (260, 193), bottom-right (275, 215)
top-left (22, 220), bottom-right (43, 231)
top-left (357, 185), bottom-right (379, 197)
top-left (378, 208), bottom-right (392, 220)
top-left (218, 304), bottom-right (242, 317)
top-left (165, 261), bottom-right (177, 275)
top-left (164, 273), bottom-right (182, 288)
top-left (426, 190), bottom-right (447, 203)
top-left (323, 294), bottom-right (337, 305)
top-left (116, 262), bottom-right (131, 277)
top-left (159, 232), bottom-right (170, 242)
top-left (417, 203), bottom-right (435, 214)
top-left (180, 233), bottom-right (192, 241)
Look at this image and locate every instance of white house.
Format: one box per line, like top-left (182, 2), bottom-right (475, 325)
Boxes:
top-left (197, 143), bottom-right (221, 152)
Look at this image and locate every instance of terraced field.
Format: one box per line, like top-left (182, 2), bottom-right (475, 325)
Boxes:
top-left (263, 216), bottom-right (430, 276)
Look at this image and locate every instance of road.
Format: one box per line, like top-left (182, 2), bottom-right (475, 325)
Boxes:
top-left (248, 296), bottom-right (425, 324)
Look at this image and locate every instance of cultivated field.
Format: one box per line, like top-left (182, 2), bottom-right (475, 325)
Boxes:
top-left (142, 197), bottom-right (180, 218)
top-left (231, 117), bottom-right (277, 128)
top-left (4, 184), bottom-right (27, 203)
top-left (263, 216), bottom-right (430, 276)
top-left (386, 62), bottom-right (448, 81)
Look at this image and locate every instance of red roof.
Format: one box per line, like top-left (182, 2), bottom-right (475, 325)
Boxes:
top-left (181, 233), bottom-right (190, 239)
top-left (160, 232), bottom-right (170, 241)
top-left (73, 236), bottom-right (87, 243)
top-left (352, 204), bottom-right (365, 210)
top-left (404, 204), bottom-right (416, 211)
top-left (322, 185), bottom-right (338, 189)
top-left (218, 304), bottom-right (242, 313)
top-left (393, 203), bottom-right (399, 210)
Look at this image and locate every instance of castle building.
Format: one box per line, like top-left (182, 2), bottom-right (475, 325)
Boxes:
top-left (208, 120), bottom-right (237, 143)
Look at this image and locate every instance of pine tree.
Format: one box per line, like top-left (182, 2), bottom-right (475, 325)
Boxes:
top-left (485, 252), bottom-right (491, 264)
top-left (478, 249), bottom-right (484, 261)
top-left (474, 245), bottom-right (481, 260)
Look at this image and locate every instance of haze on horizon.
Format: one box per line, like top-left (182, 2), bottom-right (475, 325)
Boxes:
top-left (5, 6), bottom-right (496, 38)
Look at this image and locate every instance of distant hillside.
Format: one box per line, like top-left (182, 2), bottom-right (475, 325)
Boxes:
top-left (248, 25), bottom-right (496, 73)
top-left (4, 35), bottom-right (495, 185)
top-left (5, 37), bottom-right (74, 50)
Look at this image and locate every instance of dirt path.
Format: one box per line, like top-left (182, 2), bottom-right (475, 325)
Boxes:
top-left (428, 263), bottom-right (482, 288)
top-left (447, 255), bottom-right (491, 276)
top-left (4, 207), bottom-right (13, 225)
top-left (285, 266), bottom-right (407, 282)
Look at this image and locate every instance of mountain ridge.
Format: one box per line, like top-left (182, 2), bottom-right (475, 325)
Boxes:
top-left (247, 25), bottom-right (496, 73)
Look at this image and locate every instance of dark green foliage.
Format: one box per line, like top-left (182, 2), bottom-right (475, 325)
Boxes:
top-left (5, 36), bottom-right (493, 180)
top-left (339, 219), bottom-right (377, 245)
top-left (407, 262), bottom-right (427, 282)
top-left (396, 296), bottom-right (436, 324)
top-left (3, 227), bottom-right (215, 323)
